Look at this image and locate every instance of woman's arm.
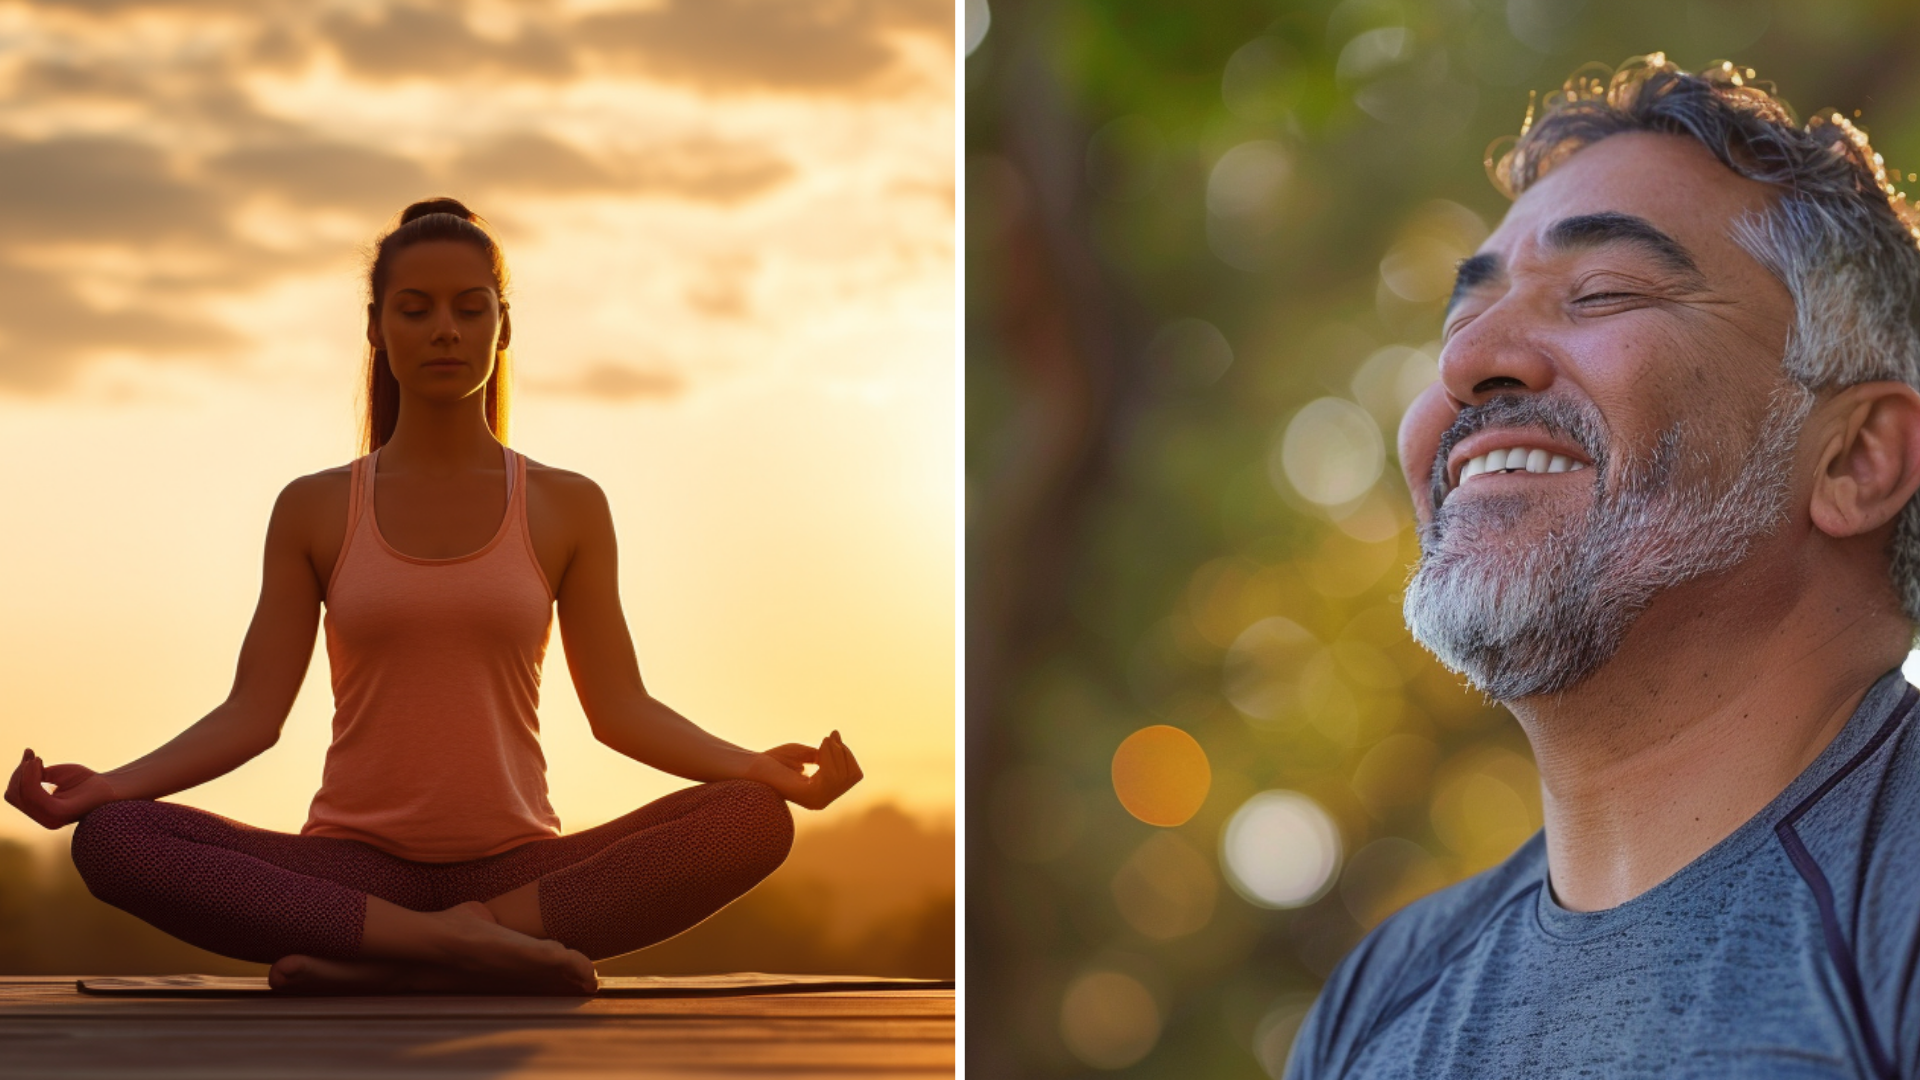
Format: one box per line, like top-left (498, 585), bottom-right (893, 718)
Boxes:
top-left (5, 476), bottom-right (328, 828)
top-left (550, 473), bottom-right (860, 810)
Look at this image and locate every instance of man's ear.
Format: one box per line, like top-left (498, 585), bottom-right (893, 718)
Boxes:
top-left (366, 303), bottom-right (383, 352)
top-left (1809, 380), bottom-right (1920, 539)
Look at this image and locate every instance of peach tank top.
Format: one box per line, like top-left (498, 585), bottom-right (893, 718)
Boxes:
top-left (302, 445), bottom-right (561, 862)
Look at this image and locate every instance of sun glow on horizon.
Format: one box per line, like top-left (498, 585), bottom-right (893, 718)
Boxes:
top-left (0, 1), bottom-right (955, 845)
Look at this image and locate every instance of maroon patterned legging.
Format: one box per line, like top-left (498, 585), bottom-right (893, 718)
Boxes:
top-left (68, 779), bottom-right (792, 964)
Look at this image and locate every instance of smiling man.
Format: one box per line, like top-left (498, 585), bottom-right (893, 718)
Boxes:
top-left (1288, 57), bottom-right (1920, 1078)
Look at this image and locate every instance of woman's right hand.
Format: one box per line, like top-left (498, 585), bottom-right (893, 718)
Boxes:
top-left (748, 731), bottom-right (863, 811)
top-left (4, 751), bottom-right (120, 829)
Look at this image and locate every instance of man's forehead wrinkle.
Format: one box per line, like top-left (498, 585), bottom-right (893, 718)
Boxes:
top-left (1542, 211), bottom-right (1703, 278)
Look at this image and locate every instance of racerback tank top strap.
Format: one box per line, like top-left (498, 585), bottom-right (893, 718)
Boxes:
top-left (304, 443), bottom-right (561, 862)
top-left (325, 452), bottom-right (370, 601)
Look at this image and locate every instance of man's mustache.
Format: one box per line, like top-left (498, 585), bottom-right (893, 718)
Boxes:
top-left (1428, 394), bottom-right (1610, 512)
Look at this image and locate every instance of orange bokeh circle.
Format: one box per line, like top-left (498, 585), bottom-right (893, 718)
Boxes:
top-left (1111, 725), bottom-right (1212, 827)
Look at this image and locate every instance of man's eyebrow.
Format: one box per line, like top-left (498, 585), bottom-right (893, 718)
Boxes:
top-left (1542, 211), bottom-right (1702, 278)
top-left (1447, 252), bottom-right (1503, 313)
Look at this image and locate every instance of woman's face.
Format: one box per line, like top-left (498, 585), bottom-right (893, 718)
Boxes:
top-left (369, 239), bottom-right (510, 404)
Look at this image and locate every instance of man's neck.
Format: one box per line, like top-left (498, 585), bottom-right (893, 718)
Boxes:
top-left (1510, 563), bottom-right (1909, 912)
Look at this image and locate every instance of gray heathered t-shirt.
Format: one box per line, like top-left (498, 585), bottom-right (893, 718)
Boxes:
top-left (1288, 671), bottom-right (1920, 1079)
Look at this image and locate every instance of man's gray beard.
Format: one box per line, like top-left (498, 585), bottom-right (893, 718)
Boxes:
top-left (1402, 387), bottom-right (1815, 701)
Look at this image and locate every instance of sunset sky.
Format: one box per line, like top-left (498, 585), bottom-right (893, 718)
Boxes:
top-left (0, 0), bottom-right (955, 845)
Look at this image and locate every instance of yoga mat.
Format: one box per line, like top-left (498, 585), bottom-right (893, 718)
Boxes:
top-left (77, 973), bottom-right (954, 997)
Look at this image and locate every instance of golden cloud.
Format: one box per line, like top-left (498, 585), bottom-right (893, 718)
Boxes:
top-left (0, 259), bottom-right (241, 391)
top-left (526, 362), bottom-right (686, 401)
top-left (319, 3), bottom-right (577, 83)
top-left (578, 0), bottom-right (953, 94)
top-left (0, 0), bottom-right (949, 394)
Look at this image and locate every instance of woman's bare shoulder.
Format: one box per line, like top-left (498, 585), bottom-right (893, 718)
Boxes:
top-left (523, 457), bottom-right (610, 510)
top-left (268, 464), bottom-right (353, 535)
top-left (279, 464), bottom-right (352, 504)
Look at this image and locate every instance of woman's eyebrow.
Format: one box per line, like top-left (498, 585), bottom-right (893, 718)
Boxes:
top-left (391, 287), bottom-right (496, 300)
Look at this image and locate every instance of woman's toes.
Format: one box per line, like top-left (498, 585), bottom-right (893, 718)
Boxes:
top-left (447, 900), bottom-right (499, 923)
top-left (566, 951), bottom-right (600, 993)
top-left (268, 955), bottom-right (310, 990)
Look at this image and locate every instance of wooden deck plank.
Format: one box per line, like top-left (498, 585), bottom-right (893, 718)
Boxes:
top-left (72, 975), bottom-right (952, 998)
top-left (0, 977), bottom-right (955, 1079)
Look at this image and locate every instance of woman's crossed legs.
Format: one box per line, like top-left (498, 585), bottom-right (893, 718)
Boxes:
top-left (67, 780), bottom-right (793, 994)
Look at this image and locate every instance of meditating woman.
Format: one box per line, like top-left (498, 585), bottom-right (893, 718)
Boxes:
top-left (1, 198), bottom-right (860, 995)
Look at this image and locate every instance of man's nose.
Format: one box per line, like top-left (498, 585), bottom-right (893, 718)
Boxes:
top-left (1436, 300), bottom-right (1557, 406)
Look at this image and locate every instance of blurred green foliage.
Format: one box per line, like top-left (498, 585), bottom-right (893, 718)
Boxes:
top-left (965, 0), bottom-right (1920, 1076)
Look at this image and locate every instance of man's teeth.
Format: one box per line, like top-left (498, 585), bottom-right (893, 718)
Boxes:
top-left (1457, 449), bottom-right (1585, 485)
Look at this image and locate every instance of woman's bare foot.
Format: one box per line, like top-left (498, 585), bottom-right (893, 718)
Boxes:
top-left (269, 953), bottom-right (592, 996)
top-left (270, 955), bottom-right (413, 994)
top-left (274, 901), bottom-right (598, 995)
top-left (423, 901), bottom-right (598, 994)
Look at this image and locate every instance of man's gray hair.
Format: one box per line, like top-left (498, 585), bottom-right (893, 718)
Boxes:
top-left (1494, 54), bottom-right (1920, 620)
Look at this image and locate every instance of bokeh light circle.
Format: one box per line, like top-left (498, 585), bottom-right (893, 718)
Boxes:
top-left (1111, 831), bottom-right (1218, 940)
top-left (1223, 616), bottom-right (1320, 723)
top-left (1146, 317), bottom-right (1234, 388)
top-left (1339, 836), bottom-right (1445, 929)
top-left (1221, 790), bottom-right (1342, 909)
top-left (1252, 994), bottom-right (1319, 1079)
top-left (1060, 970), bottom-right (1161, 1070)
top-left (1380, 236), bottom-right (1464, 302)
top-left (989, 764), bottom-right (1086, 864)
top-left (964, 0), bottom-right (990, 55)
top-left (1222, 38), bottom-right (1291, 124)
top-left (1350, 343), bottom-right (1439, 433)
top-left (1111, 725), bottom-right (1212, 827)
top-left (1207, 140), bottom-right (1290, 218)
top-left (1273, 397), bottom-right (1384, 507)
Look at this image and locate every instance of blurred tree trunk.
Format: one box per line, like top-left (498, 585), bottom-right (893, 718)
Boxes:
top-left (965, 0), bottom-right (1150, 1070)
top-left (966, 6), bottom-right (1137, 797)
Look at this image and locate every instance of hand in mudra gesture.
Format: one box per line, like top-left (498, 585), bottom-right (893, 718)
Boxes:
top-left (750, 731), bottom-right (862, 810)
top-left (5, 750), bottom-right (120, 830)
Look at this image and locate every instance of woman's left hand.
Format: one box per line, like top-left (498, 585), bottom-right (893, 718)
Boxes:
top-left (749, 732), bottom-right (862, 810)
